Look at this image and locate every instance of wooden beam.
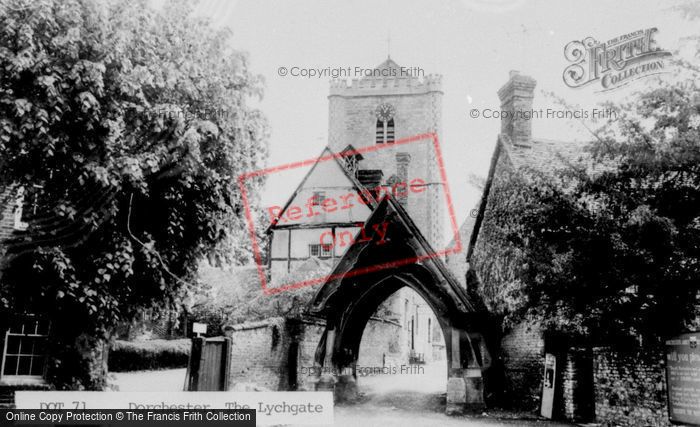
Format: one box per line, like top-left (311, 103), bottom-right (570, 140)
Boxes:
top-left (287, 229), bottom-right (291, 272)
top-left (272, 222), bottom-right (364, 230)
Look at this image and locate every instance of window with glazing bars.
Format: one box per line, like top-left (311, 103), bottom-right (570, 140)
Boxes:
top-left (1, 317), bottom-right (50, 379)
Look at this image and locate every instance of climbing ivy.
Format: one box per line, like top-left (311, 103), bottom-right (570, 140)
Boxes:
top-left (473, 76), bottom-right (700, 347)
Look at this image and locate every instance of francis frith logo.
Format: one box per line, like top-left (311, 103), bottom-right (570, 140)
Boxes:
top-left (563, 28), bottom-right (671, 91)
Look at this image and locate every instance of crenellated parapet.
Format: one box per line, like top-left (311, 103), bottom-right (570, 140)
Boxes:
top-left (329, 74), bottom-right (443, 97)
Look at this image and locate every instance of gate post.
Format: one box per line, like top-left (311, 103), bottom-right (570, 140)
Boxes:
top-left (185, 337), bottom-right (204, 391)
top-left (463, 367), bottom-right (485, 409)
top-left (222, 337), bottom-right (232, 391)
top-left (314, 326), bottom-right (357, 401)
top-left (446, 327), bottom-right (486, 414)
top-left (447, 328), bottom-right (467, 415)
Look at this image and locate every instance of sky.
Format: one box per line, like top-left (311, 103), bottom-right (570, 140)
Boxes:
top-left (185, 0), bottom-right (698, 235)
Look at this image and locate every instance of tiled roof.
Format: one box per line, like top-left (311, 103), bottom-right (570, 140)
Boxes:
top-left (504, 137), bottom-right (590, 173)
top-left (266, 146), bottom-right (377, 232)
top-left (462, 134), bottom-right (592, 266)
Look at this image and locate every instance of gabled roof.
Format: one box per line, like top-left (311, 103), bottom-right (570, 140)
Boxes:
top-left (266, 146), bottom-right (377, 232)
top-left (308, 195), bottom-right (477, 316)
top-left (507, 137), bottom-right (590, 173)
top-left (465, 133), bottom-right (588, 261)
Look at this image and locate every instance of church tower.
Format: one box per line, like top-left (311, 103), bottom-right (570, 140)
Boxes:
top-left (327, 58), bottom-right (445, 248)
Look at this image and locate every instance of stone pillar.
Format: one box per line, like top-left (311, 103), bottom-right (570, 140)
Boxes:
top-left (335, 369), bottom-right (358, 402)
top-left (464, 333), bottom-right (486, 410)
top-left (334, 346), bottom-right (358, 402)
top-left (316, 328), bottom-right (336, 393)
top-left (314, 327), bottom-right (359, 402)
top-left (446, 328), bottom-right (486, 414)
top-left (446, 328), bottom-right (467, 414)
top-left (447, 374), bottom-right (468, 415)
top-left (463, 367), bottom-right (485, 410)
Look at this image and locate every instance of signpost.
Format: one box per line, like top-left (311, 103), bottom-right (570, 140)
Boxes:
top-left (540, 353), bottom-right (556, 419)
top-left (666, 332), bottom-right (700, 426)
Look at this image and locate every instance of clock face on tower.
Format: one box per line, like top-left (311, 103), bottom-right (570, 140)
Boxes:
top-left (375, 103), bottom-right (396, 121)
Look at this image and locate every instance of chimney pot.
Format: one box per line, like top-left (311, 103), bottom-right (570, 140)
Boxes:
top-left (396, 152), bottom-right (411, 165)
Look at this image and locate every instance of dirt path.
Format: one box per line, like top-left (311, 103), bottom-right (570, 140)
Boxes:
top-left (111, 366), bottom-right (573, 426)
top-left (330, 361), bottom-right (572, 427)
top-left (110, 368), bottom-right (186, 392)
top-left (333, 406), bottom-right (572, 427)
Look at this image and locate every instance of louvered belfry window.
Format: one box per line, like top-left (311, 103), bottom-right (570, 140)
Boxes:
top-left (375, 103), bottom-right (396, 144)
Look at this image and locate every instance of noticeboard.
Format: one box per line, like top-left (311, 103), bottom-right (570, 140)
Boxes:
top-left (666, 332), bottom-right (700, 426)
top-left (192, 322), bottom-right (208, 335)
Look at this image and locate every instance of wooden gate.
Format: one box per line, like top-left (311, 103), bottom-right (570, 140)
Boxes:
top-left (184, 337), bottom-right (231, 391)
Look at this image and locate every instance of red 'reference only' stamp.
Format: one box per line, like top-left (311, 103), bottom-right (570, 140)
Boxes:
top-left (237, 133), bottom-right (462, 295)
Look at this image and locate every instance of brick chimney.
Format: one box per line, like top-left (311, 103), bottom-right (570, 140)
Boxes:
top-left (497, 70), bottom-right (536, 147)
top-left (394, 152), bottom-right (411, 207)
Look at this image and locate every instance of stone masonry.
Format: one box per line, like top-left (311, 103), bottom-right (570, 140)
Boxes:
top-left (225, 316), bottom-right (402, 392)
top-left (593, 348), bottom-right (669, 427)
top-left (468, 71), bottom-right (676, 425)
top-left (561, 348), bottom-right (594, 422)
top-left (327, 58), bottom-right (445, 249)
top-left (499, 320), bottom-right (545, 411)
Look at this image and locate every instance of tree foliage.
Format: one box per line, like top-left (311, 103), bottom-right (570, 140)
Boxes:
top-left (192, 261), bottom-right (330, 334)
top-left (475, 67), bottom-right (700, 348)
top-left (0, 0), bottom-right (268, 387)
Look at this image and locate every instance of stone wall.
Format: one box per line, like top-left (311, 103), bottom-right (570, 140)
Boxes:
top-left (561, 348), bottom-right (594, 422)
top-left (496, 332), bottom-right (671, 425)
top-left (327, 66), bottom-right (445, 250)
top-left (593, 348), bottom-right (669, 427)
top-left (226, 316), bottom-right (403, 392)
top-left (357, 318), bottom-right (402, 367)
top-left (295, 319), bottom-right (326, 391)
top-left (500, 320), bottom-right (544, 411)
top-left (226, 318), bottom-right (295, 391)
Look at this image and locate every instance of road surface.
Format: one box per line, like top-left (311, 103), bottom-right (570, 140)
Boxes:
top-left (111, 365), bottom-right (573, 426)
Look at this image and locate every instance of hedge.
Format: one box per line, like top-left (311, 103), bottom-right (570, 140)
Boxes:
top-left (109, 339), bottom-right (191, 372)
